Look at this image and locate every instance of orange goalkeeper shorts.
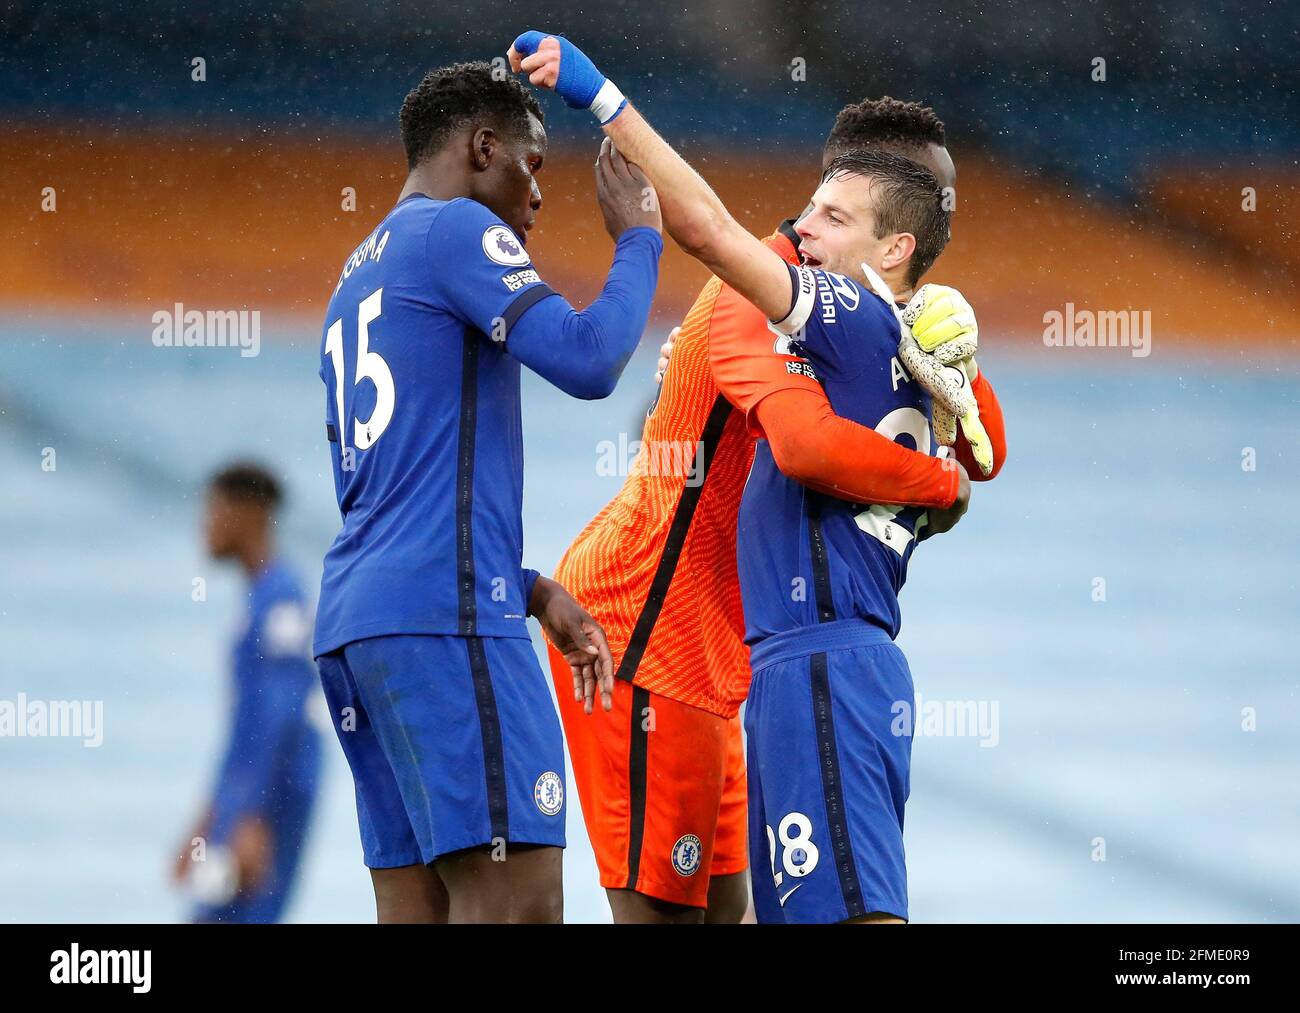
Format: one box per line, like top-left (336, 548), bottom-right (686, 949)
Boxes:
top-left (547, 642), bottom-right (747, 909)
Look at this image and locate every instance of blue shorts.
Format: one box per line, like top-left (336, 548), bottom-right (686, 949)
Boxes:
top-left (744, 620), bottom-right (913, 924)
top-left (316, 634), bottom-right (566, 868)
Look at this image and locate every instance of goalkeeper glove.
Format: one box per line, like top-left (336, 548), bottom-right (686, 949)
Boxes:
top-left (903, 283), bottom-right (978, 366)
top-left (899, 284), bottom-right (993, 476)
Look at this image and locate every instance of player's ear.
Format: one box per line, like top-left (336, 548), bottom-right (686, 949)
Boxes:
top-left (881, 232), bottom-right (916, 274)
top-left (470, 126), bottom-right (497, 171)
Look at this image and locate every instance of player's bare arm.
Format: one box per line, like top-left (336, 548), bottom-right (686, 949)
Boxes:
top-left (590, 128), bottom-right (791, 322)
top-left (508, 35), bottom-right (794, 324)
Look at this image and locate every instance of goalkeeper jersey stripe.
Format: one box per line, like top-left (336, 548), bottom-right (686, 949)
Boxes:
top-left (552, 231), bottom-right (806, 719)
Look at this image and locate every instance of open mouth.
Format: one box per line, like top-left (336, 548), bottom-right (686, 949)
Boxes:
top-left (801, 252), bottom-right (823, 268)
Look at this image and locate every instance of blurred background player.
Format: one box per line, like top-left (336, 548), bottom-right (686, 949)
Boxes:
top-left (522, 57), bottom-right (1002, 921)
top-left (311, 62), bottom-right (662, 923)
top-left (172, 463), bottom-right (322, 923)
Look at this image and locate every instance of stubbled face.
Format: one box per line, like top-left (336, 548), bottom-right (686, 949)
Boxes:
top-left (794, 172), bottom-right (898, 287)
top-left (476, 112), bottom-right (546, 244)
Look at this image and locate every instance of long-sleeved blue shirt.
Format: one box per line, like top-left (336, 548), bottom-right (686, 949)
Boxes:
top-left (313, 194), bottom-right (661, 655)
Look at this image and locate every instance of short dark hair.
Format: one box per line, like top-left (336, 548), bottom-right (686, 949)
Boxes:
top-left (209, 462), bottom-right (283, 510)
top-left (399, 61), bottom-right (544, 169)
top-left (824, 96), bottom-right (946, 159)
top-left (822, 149), bottom-right (951, 288)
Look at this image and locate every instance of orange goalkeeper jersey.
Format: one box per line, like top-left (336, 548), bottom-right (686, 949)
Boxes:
top-left (552, 228), bottom-right (813, 718)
